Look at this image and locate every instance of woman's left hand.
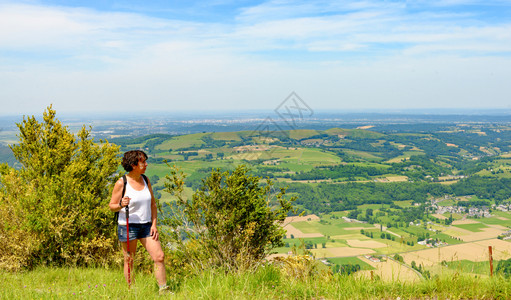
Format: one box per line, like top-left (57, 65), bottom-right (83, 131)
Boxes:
top-left (150, 225), bottom-right (159, 241)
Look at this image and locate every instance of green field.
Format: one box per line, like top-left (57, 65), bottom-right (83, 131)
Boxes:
top-left (400, 225), bottom-right (430, 236)
top-left (437, 199), bottom-right (456, 206)
top-left (357, 203), bottom-right (388, 210)
top-left (292, 220), bottom-right (374, 237)
top-left (288, 129), bottom-right (321, 140)
top-left (393, 200), bottom-right (414, 208)
top-left (275, 236), bottom-right (350, 254)
top-left (453, 223), bottom-right (488, 232)
top-left (326, 257), bottom-right (375, 270)
top-left (430, 233), bottom-right (465, 245)
top-left (385, 227), bottom-right (408, 237)
top-left (444, 260), bottom-right (491, 275)
top-left (275, 161), bottom-right (315, 172)
top-left (343, 149), bottom-right (382, 161)
top-left (492, 211), bottom-right (511, 219)
top-left (298, 148), bottom-right (342, 165)
top-left (155, 133), bottom-right (206, 150)
top-left (210, 132), bottom-right (241, 141)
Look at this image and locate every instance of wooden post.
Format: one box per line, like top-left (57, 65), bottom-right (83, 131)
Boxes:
top-left (489, 246), bottom-right (493, 277)
top-left (370, 270), bottom-right (374, 281)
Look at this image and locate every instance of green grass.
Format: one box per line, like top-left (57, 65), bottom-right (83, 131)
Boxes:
top-left (291, 220), bottom-right (374, 237)
top-left (385, 227), bottom-right (408, 237)
top-left (276, 237), bottom-right (347, 253)
top-left (155, 133), bottom-right (207, 150)
top-left (210, 132), bottom-right (241, 141)
top-left (351, 204), bottom-right (383, 211)
top-left (477, 217), bottom-right (511, 226)
top-left (287, 129), bottom-right (321, 140)
top-left (322, 128), bottom-right (384, 139)
top-left (336, 222), bottom-right (375, 229)
top-left (492, 211), bottom-right (511, 219)
top-left (274, 161), bottom-right (315, 172)
top-left (4, 266), bottom-right (511, 299)
top-left (343, 149), bottom-right (382, 161)
top-left (401, 225), bottom-right (430, 236)
top-left (453, 223), bottom-right (488, 232)
top-left (437, 199), bottom-right (456, 206)
top-left (392, 200), bottom-right (414, 208)
top-left (326, 257), bottom-right (375, 270)
top-left (444, 259), bottom-right (492, 275)
top-left (298, 148), bottom-right (342, 165)
top-left (431, 233), bottom-right (465, 245)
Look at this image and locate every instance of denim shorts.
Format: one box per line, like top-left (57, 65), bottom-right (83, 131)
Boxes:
top-left (118, 222), bottom-right (152, 242)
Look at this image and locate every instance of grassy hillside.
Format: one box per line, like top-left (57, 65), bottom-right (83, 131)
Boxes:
top-left (4, 123), bottom-right (511, 285)
top-left (2, 266), bottom-right (510, 299)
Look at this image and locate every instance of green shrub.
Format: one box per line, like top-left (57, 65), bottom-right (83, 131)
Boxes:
top-left (162, 164), bottom-right (296, 273)
top-left (0, 106), bottom-right (120, 270)
top-left (496, 258), bottom-right (511, 277)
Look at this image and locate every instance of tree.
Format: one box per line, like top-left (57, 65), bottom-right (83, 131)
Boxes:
top-left (0, 106), bottom-right (120, 270)
top-left (150, 174), bottom-right (160, 184)
top-left (496, 258), bottom-right (511, 278)
top-left (163, 164), bottom-right (296, 272)
top-left (348, 209), bottom-right (360, 219)
top-left (304, 241), bottom-right (314, 249)
top-left (338, 263), bottom-right (361, 275)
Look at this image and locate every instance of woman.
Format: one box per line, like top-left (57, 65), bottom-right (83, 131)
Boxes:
top-left (109, 150), bottom-right (168, 292)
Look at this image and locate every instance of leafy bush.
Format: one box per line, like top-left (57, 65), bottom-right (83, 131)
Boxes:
top-left (162, 164), bottom-right (296, 273)
top-left (0, 106), bottom-right (120, 270)
top-left (496, 258), bottom-right (511, 278)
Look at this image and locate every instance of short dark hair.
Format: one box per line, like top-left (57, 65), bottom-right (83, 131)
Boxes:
top-left (122, 150), bottom-right (148, 172)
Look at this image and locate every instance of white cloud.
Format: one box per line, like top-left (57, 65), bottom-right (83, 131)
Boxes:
top-left (0, 1), bottom-right (510, 114)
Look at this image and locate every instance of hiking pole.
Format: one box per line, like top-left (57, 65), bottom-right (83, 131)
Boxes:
top-left (126, 201), bottom-right (132, 289)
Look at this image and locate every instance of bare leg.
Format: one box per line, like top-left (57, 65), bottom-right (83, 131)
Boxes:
top-left (121, 240), bottom-right (138, 284)
top-left (140, 237), bottom-right (166, 286)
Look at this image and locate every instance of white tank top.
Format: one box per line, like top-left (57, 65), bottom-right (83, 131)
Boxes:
top-left (118, 178), bottom-right (152, 225)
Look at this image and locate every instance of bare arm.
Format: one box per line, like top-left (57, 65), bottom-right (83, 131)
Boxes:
top-left (109, 178), bottom-right (129, 212)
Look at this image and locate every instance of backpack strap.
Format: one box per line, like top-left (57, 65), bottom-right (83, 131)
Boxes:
top-left (115, 175), bottom-right (128, 223)
top-left (121, 175), bottom-right (127, 203)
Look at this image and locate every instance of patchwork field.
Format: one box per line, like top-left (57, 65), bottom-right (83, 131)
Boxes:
top-left (347, 240), bottom-right (388, 248)
top-left (284, 214), bottom-right (320, 223)
top-left (432, 214), bottom-right (447, 220)
top-left (277, 209), bottom-right (511, 280)
top-left (449, 227), bottom-right (506, 242)
top-left (452, 219), bottom-right (480, 225)
top-left (326, 256), bottom-right (374, 270)
top-left (284, 224), bottom-right (323, 238)
top-left (400, 239), bottom-right (511, 268)
top-left (312, 247), bottom-right (375, 258)
top-left (375, 175), bottom-right (409, 182)
top-left (357, 257), bottom-right (421, 282)
top-left (283, 214), bottom-right (323, 238)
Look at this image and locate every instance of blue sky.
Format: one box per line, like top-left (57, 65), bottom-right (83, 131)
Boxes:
top-left (1, 0), bottom-right (510, 115)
